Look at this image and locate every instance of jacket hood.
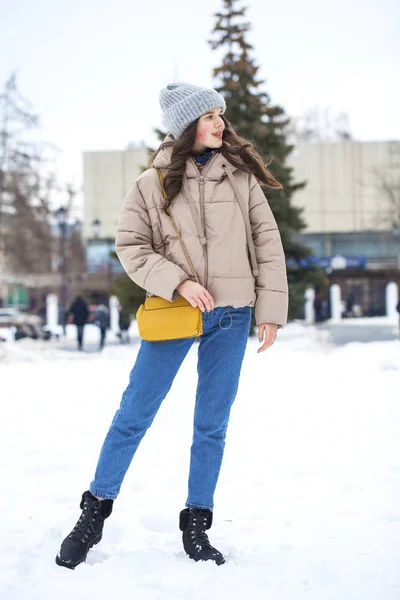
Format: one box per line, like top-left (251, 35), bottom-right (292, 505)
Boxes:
top-left (152, 135), bottom-right (238, 180)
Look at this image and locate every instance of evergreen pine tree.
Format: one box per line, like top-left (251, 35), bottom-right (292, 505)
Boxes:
top-left (210, 0), bottom-right (321, 318)
top-left (109, 249), bottom-right (146, 318)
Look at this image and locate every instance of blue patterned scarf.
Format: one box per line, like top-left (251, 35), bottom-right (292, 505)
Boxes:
top-left (193, 148), bottom-right (220, 171)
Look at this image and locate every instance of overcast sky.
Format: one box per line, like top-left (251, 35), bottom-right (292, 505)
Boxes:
top-left (1, 0), bottom-right (399, 203)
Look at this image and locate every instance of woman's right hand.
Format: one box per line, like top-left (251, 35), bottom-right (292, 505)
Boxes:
top-left (177, 280), bottom-right (215, 312)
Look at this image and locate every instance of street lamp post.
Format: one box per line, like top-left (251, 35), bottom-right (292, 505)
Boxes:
top-left (393, 224), bottom-right (400, 270)
top-left (55, 206), bottom-right (68, 334)
top-left (107, 245), bottom-right (113, 291)
top-left (91, 218), bottom-right (113, 294)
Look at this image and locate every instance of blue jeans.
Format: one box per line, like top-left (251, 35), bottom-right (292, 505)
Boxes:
top-left (89, 306), bottom-right (251, 510)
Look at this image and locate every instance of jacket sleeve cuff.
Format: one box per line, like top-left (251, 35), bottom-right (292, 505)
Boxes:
top-left (171, 279), bottom-right (190, 301)
top-left (255, 289), bottom-right (288, 328)
top-left (142, 258), bottom-right (190, 301)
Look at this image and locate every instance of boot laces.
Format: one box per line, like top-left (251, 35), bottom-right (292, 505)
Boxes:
top-left (69, 499), bottom-right (100, 543)
top-left (189, 512), bottom-right (212, 551)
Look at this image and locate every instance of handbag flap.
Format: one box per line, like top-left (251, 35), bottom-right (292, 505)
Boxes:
top-left (144, 296), bottom-right (193, 311)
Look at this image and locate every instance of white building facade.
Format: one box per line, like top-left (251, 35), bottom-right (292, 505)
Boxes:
top-left (288, 140), bottom-right (400, 315)
top-left (83, 140), bottom-right (400, 315)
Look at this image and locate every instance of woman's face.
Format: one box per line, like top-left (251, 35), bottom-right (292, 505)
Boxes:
top-left (192, 107), bottom-right (225, 153)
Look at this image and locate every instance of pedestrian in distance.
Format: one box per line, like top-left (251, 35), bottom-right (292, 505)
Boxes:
top-left (313, 289), bottom-right (324, 322)
top-left (397, 298), bottom-right (400, 336)
top-left (56, 82), bottom-right (289, 569)
top-left (66, 296), bottom-right (89, 351)
top-left (93, 303), bottom-right (110, 351)
top-left (117, 304), bottom-right (131, 344)
top-left (346, 289), bottom-right (355, 318)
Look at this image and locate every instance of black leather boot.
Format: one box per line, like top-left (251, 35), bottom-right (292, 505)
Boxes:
top-left (55, 491), bottom-right (113, 569)
top-left (179, 507), bottom-right (225, 565)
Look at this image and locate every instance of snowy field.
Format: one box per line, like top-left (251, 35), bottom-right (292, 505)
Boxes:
top-left (1, 320), bottom-right (400, 600)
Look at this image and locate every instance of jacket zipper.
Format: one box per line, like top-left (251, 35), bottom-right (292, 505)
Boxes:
top-left (198, 175), bottom-right (208, 288)
top-left (189, 154), bottom-right (220, 290)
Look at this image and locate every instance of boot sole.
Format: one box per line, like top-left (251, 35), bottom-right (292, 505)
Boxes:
top-left (55, 532), bottom-right (102, 569)
top-left (188, 553), bottom-right (226, 566)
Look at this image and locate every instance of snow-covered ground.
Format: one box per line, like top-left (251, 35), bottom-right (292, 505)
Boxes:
top-left (1, 321), bottom-right (400, 600)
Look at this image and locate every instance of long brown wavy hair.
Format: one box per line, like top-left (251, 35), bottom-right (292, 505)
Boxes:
top-left (151, 116), bottom-right (283, 209)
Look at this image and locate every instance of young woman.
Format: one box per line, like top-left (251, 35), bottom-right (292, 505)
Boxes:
top-left (56, 82), bottom-right (288, 569)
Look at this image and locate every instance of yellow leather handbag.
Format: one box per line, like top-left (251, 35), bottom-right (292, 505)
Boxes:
top-left (136, 169), bottom-right (203, 342)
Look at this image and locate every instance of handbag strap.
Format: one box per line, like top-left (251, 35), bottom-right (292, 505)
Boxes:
top-left (156, 168), bottom-right (200, 284)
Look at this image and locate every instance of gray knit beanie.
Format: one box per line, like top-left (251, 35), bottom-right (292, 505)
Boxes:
top-left (159, 82), bottom-right (226, 140)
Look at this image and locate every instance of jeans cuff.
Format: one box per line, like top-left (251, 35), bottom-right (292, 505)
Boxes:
top-left (89, 486), bottom-right (118, 500)
top-left (185, 501), bottom-right (213, 512)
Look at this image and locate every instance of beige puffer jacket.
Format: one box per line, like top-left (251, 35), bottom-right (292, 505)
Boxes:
top-left (116, 141), bottom-right (288, 327)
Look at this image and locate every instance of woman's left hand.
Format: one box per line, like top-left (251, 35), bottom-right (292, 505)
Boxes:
top-left (257, 323), bottom-right (278, 353)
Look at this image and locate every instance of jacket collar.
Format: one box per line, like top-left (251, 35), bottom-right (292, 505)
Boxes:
top-left (152, 135), bottom-right (238, 180)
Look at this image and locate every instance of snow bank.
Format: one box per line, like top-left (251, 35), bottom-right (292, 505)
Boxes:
top-left (1, 323), bottom-right (399, 599)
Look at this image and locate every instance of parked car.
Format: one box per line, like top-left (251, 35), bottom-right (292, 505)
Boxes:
top-left (0, 308), bottom-right (50, 340)
top-left (0, 308), bottom-right (42, 326)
